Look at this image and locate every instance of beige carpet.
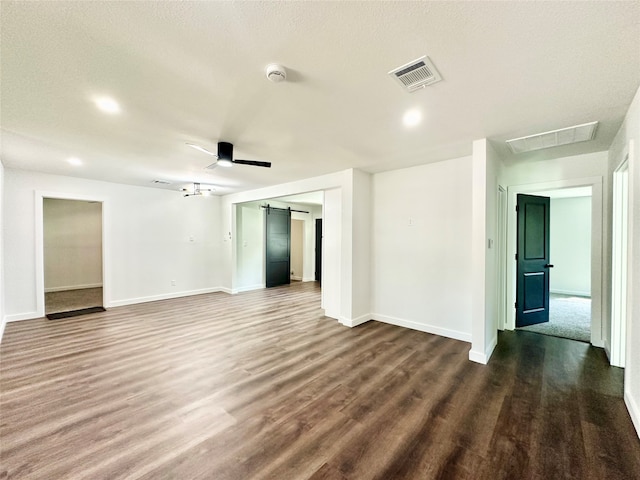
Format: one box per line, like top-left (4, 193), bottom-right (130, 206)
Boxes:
top-left (45, 288), bottom-right (103, 314)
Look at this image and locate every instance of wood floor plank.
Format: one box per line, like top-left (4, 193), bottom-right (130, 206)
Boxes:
top-left (2, 282), bottom-right (640, 479)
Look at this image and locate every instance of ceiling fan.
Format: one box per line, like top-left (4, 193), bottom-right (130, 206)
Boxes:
top-left (186, 141), bottom-right (272, 169)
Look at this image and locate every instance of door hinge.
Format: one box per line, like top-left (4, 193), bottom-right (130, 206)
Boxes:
top-left (514, 302), bottom-right (518, 309)
top-left (515, 253), bottom-right (518, 260)
top-left (516, 205), bottom-right (519, 212)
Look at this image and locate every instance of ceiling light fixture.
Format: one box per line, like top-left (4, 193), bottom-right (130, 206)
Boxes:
top-left (216, 158), bottom-right (233, 167)
top-left (181, 182), bottom-right (214, 197)
top-left (94, 96), bottom-right (121, 114)
top-left (67, 157), bottom-right (83, 166)
top-left (403, 109), bottom-right (422, 127)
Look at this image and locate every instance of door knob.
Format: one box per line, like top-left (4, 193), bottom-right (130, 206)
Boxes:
top-left (544, 264), bottom-right (554, 268)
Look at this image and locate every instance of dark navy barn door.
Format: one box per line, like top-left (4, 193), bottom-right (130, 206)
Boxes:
top-left (265, 207), bottom-right (291, 288)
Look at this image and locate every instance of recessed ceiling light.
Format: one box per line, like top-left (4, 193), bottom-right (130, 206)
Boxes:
top-left (94, 96), bottom-right (121, 114)
top-left (67, 157), bottom-right (82, 166)
top-left (403, 109), bottom-right (422, 127)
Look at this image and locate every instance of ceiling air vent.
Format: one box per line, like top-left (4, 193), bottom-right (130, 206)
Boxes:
top-left (389, 56), bottom-right (442, 92)
top-left (506, 121), bottom-right (598, 154)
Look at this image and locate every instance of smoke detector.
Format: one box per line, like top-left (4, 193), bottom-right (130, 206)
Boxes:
top-left (265, 64), bottom-right (287, 83)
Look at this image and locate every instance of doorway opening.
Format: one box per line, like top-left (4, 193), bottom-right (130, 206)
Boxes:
top-left (234, 191), bottom-right (324, 295)
top-left (42, 198), bottom-right (104, 316)
top-left (506, 178), bottom-right (603, 347)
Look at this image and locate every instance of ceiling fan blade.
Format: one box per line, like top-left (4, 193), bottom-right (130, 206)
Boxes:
top-left (233, 159), bottom-right (272, 168)
top-left (205, 162), bottom-right (219, 170)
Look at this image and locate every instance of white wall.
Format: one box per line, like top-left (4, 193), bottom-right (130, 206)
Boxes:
top-left (235, 202), bottom-right (265, 291)
top-left (609, 84), bottom-right (640, 438)
top-left (4, 169), bottom-right (223, 320)
top-left (44, 198), bottom-right (103, 291)
top-left (550, 196), bottom-right (591, 296)
top-left (371, 156), bottom-right (473, 342)
top-left (291, 219), bottom-right (304, 280)
top-left (0, 159), bottom-right (6, 340)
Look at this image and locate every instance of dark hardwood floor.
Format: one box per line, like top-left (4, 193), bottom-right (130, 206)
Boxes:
top-left (1, 282), bottom-right (639, 479)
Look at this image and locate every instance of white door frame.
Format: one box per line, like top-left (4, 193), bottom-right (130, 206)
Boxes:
top-left (35, 191), bottom-right (108, 317)
top-left (505, 177), bottom-right (603, 347)
top-left (611, 145), bottom-right (632, 367)
top-left (497, 185), bottom-right (508, 330)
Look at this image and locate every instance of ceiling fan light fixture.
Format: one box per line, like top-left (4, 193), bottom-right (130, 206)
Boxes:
top-left (217, 158), bottom-right (233, 167)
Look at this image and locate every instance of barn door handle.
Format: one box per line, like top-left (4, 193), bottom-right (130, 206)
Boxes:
top-left (544, 264), bottom-right (554, 268)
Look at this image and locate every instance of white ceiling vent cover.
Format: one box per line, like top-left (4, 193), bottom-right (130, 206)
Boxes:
top-left (506, 121), bottom-right (598, 154)
top-left (389, 56), bottom-right (442, 92)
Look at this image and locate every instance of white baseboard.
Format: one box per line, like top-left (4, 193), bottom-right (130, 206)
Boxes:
top-left (0, 317), bottom-right (6, 343)
top-left (290, 276), bottom-right (302, 282)
top-left (625, 390), bottom-right (640, 440)
top-left (550, 289), bottom-right (590, 297)
top-left (233, 284), bottom-right (265, 294)
top-left (108, 287), bottom-right (224, 308)
top-left (340, 313), bottom-right (371, 328)
top-left (6, 311), bottom-right (42, 322)
top-left (45, 283), bottom-right (103, 293)
top-left (468, 334), bottom-right (498, 365)
top-left (372, 313), bottom-right (472, 343)
top-left (302, 276), bottom-right (315, 282)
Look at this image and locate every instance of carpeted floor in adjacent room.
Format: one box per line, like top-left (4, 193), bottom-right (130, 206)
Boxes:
top-left (518, 293), bottom-right (591, 343)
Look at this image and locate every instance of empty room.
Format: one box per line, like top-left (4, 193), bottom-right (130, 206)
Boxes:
top-left (1, 2), bottom-right (640, 479)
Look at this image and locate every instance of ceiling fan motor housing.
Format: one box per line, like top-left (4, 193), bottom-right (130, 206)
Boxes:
top-left (218, 141), bottom-right (234, 161)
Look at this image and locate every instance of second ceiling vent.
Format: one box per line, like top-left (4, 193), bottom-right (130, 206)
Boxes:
top-left (389, 55), bottom-right (442, 92)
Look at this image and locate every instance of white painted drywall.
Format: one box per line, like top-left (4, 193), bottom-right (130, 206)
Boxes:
top-left (43, 198), bottom-right (103, 291)
top-left (3, 169), bottom-right (223, 320)
top-left (609, 84), bottom-right (640, 439)
top-left (0, 159), bottom-right (5, 340)
top-left (550, 197), bottom-right (591, 296)
top-left (468, 139), bottom-right (504, 364)
top-left (291, 219), bottom-right (304, 280)
top-left (371, 156), bottom-right (473, 341)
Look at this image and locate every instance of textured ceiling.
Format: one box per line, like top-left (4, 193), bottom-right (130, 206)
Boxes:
top-left (1, 1), bottom-right (639, 194)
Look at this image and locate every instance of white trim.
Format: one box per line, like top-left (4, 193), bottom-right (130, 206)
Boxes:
top-left (0, 318), bottom-right (6, 341)
top-left (219, 287), bottom-right (234, 295)
top-left (604, 339), bottom-right (612, 362)
top-left (6, 311), bottom-right (41, 322)
top-left (550, 289), bottom-right (591, 297)
top-left (625, 390), bottom-right (640, 439)
top-left (290, 276), bottom-right (303, 281)
top-left (506, 177), bottom-right (603, 348)
top-left (35, 191), bottom-right (108, 317)
top-left (45, 283), bottom-right (103, 293)
top-left (372, 313), bottom-right (472, 342)
top-left (497, 185), bottom-right (508, 330)
top-left (340, 313), bottom-right (371, 328)
top-left (302, 276), bottom-right (315, 282)
top-left (107, 287), bottom-right (225, 308)
top-left (611, 155), bottom-right (630, 367)
top-left (468, 334), bottom-right (498, 364)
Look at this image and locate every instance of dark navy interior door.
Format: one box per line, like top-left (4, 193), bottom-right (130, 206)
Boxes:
top-left (516, 194), bottom-right (552, 327)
